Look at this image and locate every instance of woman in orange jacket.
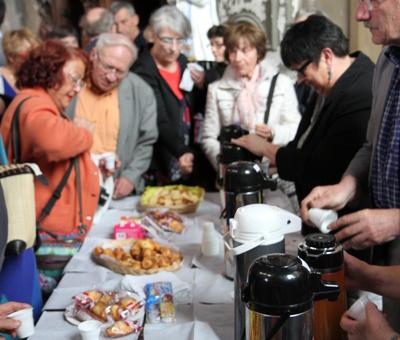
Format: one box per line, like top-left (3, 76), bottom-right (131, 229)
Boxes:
top-left (0, 40), bottom-right (100, 293)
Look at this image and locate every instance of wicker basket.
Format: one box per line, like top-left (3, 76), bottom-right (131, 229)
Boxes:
top-left (138, 185), bottom-right (205, 214)
top-left (92, 239), bottom-right (183, 275)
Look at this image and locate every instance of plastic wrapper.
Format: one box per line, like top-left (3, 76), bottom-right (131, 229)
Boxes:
top-left (65, 289), bottom-right (144, 338)
top-left (144, 282), bottom-right (176, 324)
top-left (144, 209), bottom-right (186, 234)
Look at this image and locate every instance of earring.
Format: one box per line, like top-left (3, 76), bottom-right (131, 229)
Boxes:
top-left (327, 68), bottom-right (332, 82)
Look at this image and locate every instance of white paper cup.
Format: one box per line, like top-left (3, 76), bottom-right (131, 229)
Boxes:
top-left (7, 307), bottom-right (34, 338)
top-left (308, 208), bottom-right (338, 234)
top-left (103, 153), bottom-right (116, 171)
top-left (78, 320), bottom-right (102, 340)
top-left (347, 295), bottom-right (371, 321)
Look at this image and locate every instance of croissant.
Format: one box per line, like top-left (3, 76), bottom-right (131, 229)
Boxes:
top-left (105, 320), bottom-right (135, 337)
top-left (91, 301), bottom-right (107, 321)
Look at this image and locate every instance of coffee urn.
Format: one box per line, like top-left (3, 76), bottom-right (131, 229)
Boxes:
top-left (225, 204), bottom-right (301, 340)
top-left (242, 253), bottom-right (340, 340)
top-left (298, 233), bottom-right (347, 340)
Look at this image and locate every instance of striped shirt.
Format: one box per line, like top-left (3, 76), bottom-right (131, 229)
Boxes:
top-left (371, 46), bottom-right (400, 208)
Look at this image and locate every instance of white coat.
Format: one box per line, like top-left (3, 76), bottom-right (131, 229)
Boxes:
top-left (202, 59), bottom-right (301, 170)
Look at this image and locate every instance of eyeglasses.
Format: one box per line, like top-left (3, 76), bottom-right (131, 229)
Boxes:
top-left (158, 36), bottom-right (186, 46)
top-left (293, 60), bottom-right (312, 77)
top-left (96, 53), bottom-right (127, 78)
top-left (67, 72), bottom-right (85, 89)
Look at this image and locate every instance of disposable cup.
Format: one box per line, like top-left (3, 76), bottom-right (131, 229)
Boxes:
top-left (308, 208), bottom-right (338, 234)
top-left (7, 307), bottom-right (34, 338)
top-left (78, 320), bottom-right (102, 340)
top-left (103, 153), bottom-right (116, 171)
top-left (347, 295), bottom-right (371, 321)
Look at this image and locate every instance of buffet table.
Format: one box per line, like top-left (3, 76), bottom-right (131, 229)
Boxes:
top-left (29, 190), bottom-right (301, 340)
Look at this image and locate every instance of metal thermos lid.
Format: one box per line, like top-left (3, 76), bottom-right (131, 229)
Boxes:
top-left (298, 233), bottom-right (343, 273)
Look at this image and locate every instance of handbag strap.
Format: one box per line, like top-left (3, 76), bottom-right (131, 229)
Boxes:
top-left (10, 96), bottom-right (32, 163)
top-left (74, 158), bottom-right (87, 236)
top-left (264, 72), bottom-right (279, 124)
top-left (37, 159), bottom-right (75, 225)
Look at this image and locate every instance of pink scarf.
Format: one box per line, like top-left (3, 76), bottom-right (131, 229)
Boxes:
top-left (233, 65), bottom-right (262, 131)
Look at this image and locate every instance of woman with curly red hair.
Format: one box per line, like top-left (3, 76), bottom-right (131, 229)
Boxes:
top-left (0, 40), bottom-right (100, 295)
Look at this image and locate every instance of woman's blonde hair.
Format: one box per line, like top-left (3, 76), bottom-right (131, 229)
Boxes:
top-left (3, 28), bottom-right (40, 63)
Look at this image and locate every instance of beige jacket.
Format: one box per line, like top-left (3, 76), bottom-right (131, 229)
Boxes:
top-left (202, 59), bottom-right (301, 170)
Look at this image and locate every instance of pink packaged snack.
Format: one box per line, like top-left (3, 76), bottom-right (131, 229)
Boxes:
top-left (113, 216), bottom-right (148, 240)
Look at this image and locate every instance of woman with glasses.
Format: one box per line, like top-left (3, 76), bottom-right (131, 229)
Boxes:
top-left (201, 21), bottom-right (301, 171)
top-left (133, 5), bottom-right (200, 185)
top-left (0, 40), bottom-right (99, 294)
top-left (232, 15), bottom-right (374, 235)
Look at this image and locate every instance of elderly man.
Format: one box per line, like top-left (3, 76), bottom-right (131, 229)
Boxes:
top-left (301, 0), bottom-right (400, 334)
top-left (110, 1), bottom-right (147, 56)
top-left (80, 6), bottom-right (114, 52)
top-left (67, 33), bottom-right (158, 199)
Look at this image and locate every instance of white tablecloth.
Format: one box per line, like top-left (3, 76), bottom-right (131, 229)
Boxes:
top-left (29, 190), bottom-right (300, 340)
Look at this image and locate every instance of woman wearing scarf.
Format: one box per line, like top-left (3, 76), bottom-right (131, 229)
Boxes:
top-left (202, 21), bottom-right (301, 170)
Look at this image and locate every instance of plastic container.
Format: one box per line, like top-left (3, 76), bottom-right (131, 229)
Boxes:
top-left (201, 222), bottom-right (220, 256)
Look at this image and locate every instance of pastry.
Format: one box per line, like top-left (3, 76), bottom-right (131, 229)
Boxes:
top-left (105, 320), bottom-right (135, 337)
top-left (119, 297), bottom-right (137, 310)
top-left (93, 239), bottom-right (183, 273)
top-left (99, 293), bottom-right (113, 305)
top-left (83, 290), bottom-right (102, 303)
top-left (139, 185), bottom-right (204, 213)
top-left (91, 301), bottom-right (107, 321)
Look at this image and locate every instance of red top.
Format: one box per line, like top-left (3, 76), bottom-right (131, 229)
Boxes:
top-left (159, 63), bottom-right (184, 100)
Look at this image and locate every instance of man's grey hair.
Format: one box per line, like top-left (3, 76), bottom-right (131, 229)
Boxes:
top-left (149, 5), bottom-right (191, 39)
top-left (110, 1), bottom-right (136, 16)
top-left (85, 9), bottom-right (114, 37)
top-left (96, 32), bottom-right (138, 66)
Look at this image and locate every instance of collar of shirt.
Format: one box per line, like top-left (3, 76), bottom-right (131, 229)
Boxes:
top-left (385, 46), bottom-right (400, 67)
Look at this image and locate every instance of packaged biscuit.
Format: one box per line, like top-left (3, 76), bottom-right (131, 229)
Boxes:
top-left (144, 282), bottom-right (176, 324)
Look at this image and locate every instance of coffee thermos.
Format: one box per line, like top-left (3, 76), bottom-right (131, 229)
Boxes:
top-left (218, 124), bottom-right (250, 183)
top-left (242, 253), bottom-right (340, 340)
top-left (225, 204), bottom-right (301, 340)
top-left (298, 233), bottom-right (347, 340)
top-left (217, 124), bottom-right (261, 209)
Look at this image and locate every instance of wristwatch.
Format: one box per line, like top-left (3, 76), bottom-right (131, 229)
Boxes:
top-left (391, 334), bottom-right (399, 340)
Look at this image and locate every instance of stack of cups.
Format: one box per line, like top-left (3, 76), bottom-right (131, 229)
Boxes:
top-left (201, 222), bottom-right (220, 256)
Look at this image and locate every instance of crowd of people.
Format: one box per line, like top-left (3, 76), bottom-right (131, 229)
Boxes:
top-left (0, 0), bottom-right (398, 339)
